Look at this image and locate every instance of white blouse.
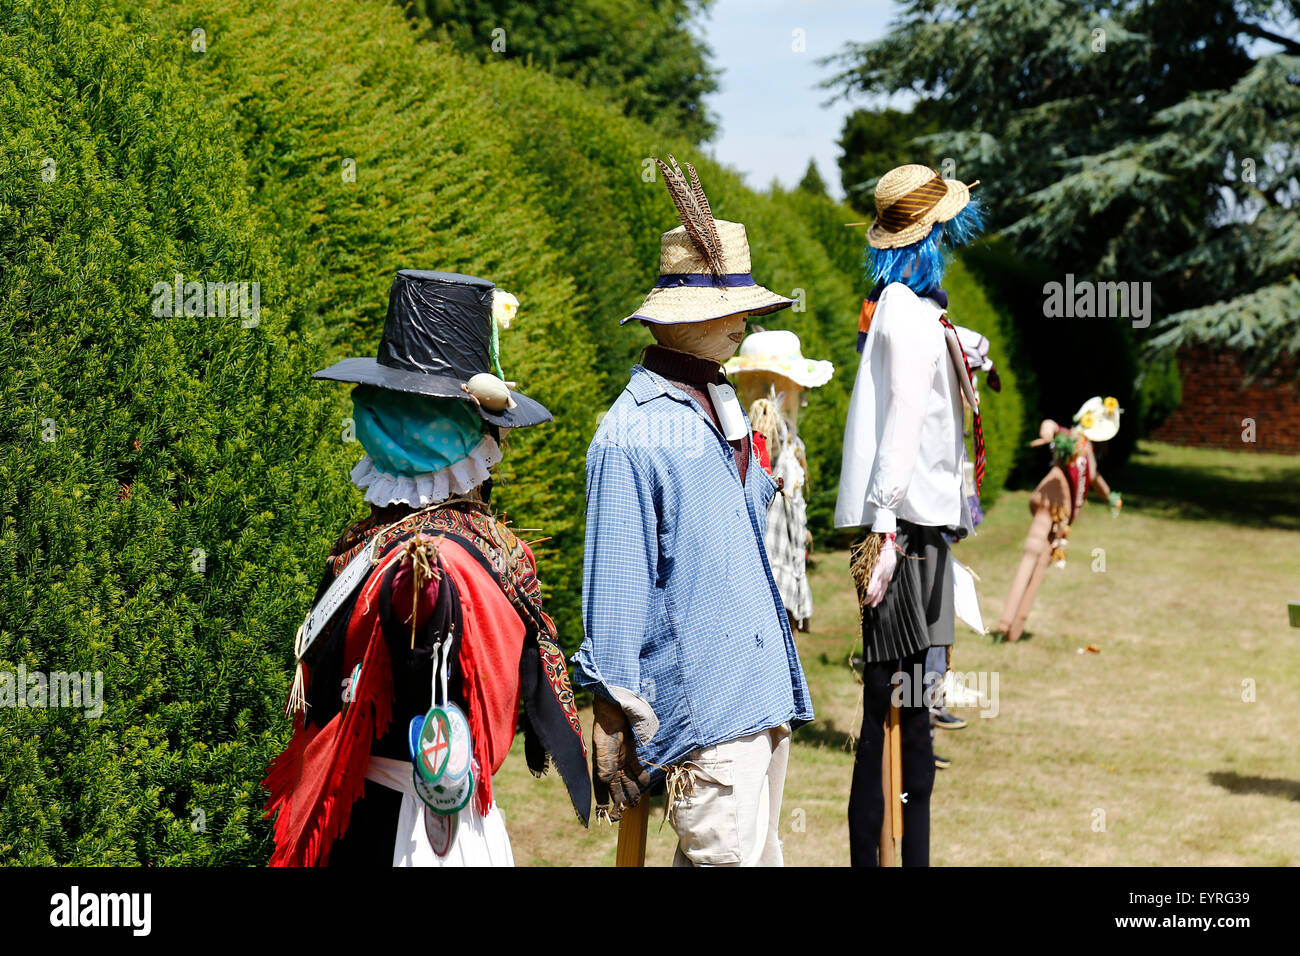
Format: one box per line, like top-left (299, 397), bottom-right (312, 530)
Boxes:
top-left (835, 283), bottom-right (972, 535)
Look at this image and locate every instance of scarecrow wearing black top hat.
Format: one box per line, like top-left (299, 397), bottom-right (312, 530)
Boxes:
top-left (263, 271), bottom-right (590, 867)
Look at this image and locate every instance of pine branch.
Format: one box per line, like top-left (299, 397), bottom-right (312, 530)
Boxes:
top-left (1240, 22), bottom-right (1300, 55)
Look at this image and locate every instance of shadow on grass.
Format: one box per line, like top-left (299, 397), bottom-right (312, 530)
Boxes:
top-left (1120, 446), bottom-right (1300, 531)
top-left (1208, 771), bottom-right (1300, 802)
top-left (794, 717), bottom-right (859, 753)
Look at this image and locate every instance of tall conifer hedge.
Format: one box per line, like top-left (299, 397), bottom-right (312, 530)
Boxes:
top-left (0, 0), bottom-right (349, 862)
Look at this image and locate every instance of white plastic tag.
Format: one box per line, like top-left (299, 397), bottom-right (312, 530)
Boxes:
top-left (295, 537), bottom-right (379, 662)
top-left (707, 382), bottom-right (747, 442)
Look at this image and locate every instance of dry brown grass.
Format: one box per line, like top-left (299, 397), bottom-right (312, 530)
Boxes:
top-left (494, 442), bottom-right (1300, 865)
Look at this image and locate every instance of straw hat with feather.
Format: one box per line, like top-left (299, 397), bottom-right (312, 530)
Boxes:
top-left (868, 164), bottom-right (979, 250)
top-left (622, 156), bottom-right (793, 325)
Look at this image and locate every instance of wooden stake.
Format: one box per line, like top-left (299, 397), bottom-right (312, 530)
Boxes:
top-left (615, 799), bottom-right (650, 867)
top-left (879, 702), bottom-right (903, 866)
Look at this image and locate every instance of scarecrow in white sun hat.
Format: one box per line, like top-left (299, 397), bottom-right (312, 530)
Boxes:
top-left (574, 156), bottom-right (813, 867)
top-left (725, 328), bottom-right (834, 632)
top-left (263, 271), bottom-right (590, 868)
top-left (993, 395), bottom-right (1123, 643)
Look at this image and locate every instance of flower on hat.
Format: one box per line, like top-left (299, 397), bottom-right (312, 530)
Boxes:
top-left (1078, 411), bottom-right (1097, 429)
top-left (1103, 396), bottom-right (1119, 414)
top-left (492, 290), bottom-right (519, 329)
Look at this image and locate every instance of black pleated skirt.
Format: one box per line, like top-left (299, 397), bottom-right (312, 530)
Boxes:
top-left (857, 521), bottom-right (954, 663)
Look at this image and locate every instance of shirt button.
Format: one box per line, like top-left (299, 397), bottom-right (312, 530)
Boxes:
top-left (754, 633), bottom-right (763, 648)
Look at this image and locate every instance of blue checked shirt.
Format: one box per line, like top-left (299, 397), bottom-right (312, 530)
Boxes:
top-left (573, 365), bottom-right (814, 774)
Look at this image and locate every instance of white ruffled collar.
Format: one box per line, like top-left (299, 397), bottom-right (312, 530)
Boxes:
top-left (350, 433), bottom-right (503, 508)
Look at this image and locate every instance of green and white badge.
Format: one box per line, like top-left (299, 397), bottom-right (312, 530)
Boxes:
top-left (416, 706), bottom-right (453, 783)
top-left (410, 634), bottom-right (477, 813)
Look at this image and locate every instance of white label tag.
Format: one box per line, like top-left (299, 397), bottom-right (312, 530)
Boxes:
top-left (943, 324), bottom-right (979, 411)
top-left (708, 382), bottom-right (748, 442)
top-left (296, 538), bottom-right (379, 662)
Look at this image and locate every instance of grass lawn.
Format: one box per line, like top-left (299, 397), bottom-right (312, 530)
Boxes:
top-left (493, 442), bottom-right (1300, 865)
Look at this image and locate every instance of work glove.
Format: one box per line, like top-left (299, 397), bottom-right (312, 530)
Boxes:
top-left (592, 696), bottom-right (651, 822)
top-left (865, 540), bottom-right (899, 608)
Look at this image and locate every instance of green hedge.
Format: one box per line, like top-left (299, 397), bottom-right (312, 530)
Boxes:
top-left (0, 0), bottom-right (349, 863)
top-left (1, 0), bottom-right (1027, 863)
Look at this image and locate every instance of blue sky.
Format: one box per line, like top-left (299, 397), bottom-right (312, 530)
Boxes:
top-left (698, 0), bottom-right (900, 203)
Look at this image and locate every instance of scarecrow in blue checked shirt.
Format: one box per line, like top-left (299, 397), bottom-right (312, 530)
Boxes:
top-left (573, 157), bottom-right (814, 867)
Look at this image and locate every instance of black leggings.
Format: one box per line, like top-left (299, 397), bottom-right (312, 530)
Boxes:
top-left (848, 648), bottom-right (935, 866)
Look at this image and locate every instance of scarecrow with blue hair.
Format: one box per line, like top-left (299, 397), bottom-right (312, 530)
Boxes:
top-left (835, 164), bottom-right (987, 866)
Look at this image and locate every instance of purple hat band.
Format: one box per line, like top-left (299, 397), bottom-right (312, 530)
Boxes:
top-left (654, 272), bottom-right (756, 289)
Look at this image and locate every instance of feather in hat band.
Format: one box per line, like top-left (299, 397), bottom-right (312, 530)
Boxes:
top-left (875, 174), bottom-right (948, 233)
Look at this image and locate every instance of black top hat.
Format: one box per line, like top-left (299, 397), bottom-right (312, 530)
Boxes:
top-left (313, 270), bottom-right (552, 428)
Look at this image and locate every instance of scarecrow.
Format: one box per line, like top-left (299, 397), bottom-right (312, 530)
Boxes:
top-left (993, 396), bottom-right (1123, 643)
top-left (724, 329), bottom-right (834, 632)
top-left (263, 270), bottom-right (590, 867)
top-left (574, 157), bottom-right (813, 867)
top-left (835, 164), bottom-right (986, 866)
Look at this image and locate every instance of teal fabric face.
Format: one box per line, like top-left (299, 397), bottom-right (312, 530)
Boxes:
top-left (352, 385), bottom-right (485, 476)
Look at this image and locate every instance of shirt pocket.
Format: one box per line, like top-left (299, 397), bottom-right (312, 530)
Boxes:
top-left (669, 757), bottom-right (741, 865)
top-left (752, 464), bottom-right (778, 512)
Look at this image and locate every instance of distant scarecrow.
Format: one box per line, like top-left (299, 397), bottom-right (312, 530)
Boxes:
top-left (993, 396), bottom-right (1123, 642)
top-left (263, 271), bottom-right (589, 866)
top-left (836, 163), bottom-right (986, 866)
top-left (574, 157), bottom-right (813, 867)
top-left (725, 329), bottom-right (834, 632)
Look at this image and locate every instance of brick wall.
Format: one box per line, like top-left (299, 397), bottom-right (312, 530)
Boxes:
top-left (1151, 345), bottom-right (1300, 453)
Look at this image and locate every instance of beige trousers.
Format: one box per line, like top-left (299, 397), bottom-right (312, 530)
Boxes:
top-left (669, 723), bottom-right (792, 867)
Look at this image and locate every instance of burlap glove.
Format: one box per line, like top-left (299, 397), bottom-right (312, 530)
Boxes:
top-left (592, 696), bottom-right (651, 822)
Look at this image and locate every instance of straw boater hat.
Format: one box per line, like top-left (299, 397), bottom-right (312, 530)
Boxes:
top-left (724, 329), bottom-right (834, 389)
top-left (868, 164), bottom-right (980, 250)
top-left (623, 156), bottom-right (792, 325)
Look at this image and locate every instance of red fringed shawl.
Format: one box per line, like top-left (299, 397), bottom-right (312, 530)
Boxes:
top-left (262, 547), bottom-right (402, 868)
top-left (263, 503), bottom-right (590, 867)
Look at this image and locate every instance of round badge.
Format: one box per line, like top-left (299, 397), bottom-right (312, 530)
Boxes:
top-left (407, 714), bottom-right (426, 763)
top-left (424, 805), bottom-right (458, 858)
top-left (428, 764), bottom-right (475, 817)
top-left (416, 706), bottom-right (452, 783)
top-left (441, 702), bottom-right (472, 782)
top-left (412, 765), bottom-right (442, 809)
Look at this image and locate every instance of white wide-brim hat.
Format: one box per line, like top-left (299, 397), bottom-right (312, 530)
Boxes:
top-left (1074, 395), bottom-right (1122, 442)
top-left (867, 164), bottom-right (978, 250)
top-left (723, 329), bottom-right (833, 389)
top-left (622, 220), bottom-right (793, 325)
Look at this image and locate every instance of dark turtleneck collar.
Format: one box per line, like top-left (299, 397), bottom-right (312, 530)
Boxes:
top-left (640, 344), bottom-right (725, 385)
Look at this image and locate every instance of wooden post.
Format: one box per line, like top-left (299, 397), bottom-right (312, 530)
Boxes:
top-left (879, 702), bottom-right (903, 866)
top-left (615, 799), bottom-right (650, 867)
